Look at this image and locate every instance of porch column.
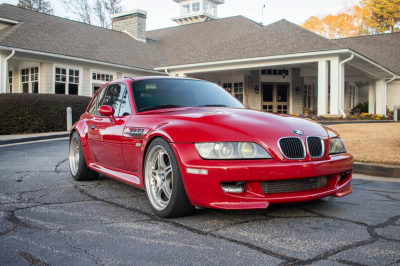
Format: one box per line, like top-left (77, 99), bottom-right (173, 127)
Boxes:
top-left (368, 83), bottom-right (375, 114)
top-left (39, 62), bottom-right (53, 94)
top-left (375, 79), bottom-right (386, 115)
top-left (317, 60), bottom-right (329, 115)
top-left (329, 58), bottom-right (340, 115)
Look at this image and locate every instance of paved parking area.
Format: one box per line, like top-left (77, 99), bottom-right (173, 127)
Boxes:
top-left (0, 139), bottom-right (399, 266)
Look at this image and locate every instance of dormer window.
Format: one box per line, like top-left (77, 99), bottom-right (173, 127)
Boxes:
top-left (203, 2), bottom-right (209, 13)
top-left (192, 2), bottom-right (200, 12)
top-left (182, 4), bottom-right (190, 15)
top-left (210, 5), bottom-right (216, 16)
top-left (203, 2), bottom-right (216, 16)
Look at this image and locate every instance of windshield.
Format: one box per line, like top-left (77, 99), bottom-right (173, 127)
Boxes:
top-left (131, 79), bottom-right (245, 112)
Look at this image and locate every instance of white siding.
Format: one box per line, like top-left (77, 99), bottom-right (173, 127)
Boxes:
top-left (387, 80), bottom-right (400, 110)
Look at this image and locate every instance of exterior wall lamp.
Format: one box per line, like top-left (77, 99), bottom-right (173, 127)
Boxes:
top-left (296, 86), bottom-right (300, 95)
top-left (282, 68), bottom-right (286, 78)
top-left (255, 86), bottom-right (259, 94)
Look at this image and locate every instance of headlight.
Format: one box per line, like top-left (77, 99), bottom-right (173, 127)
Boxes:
top-left (194, 142), bottom-right (272, 159)
top-left (329, 138), bottom-right (347, 154)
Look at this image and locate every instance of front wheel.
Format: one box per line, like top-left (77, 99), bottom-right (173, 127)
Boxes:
top-left (144, 138), bottom-right (194, 218)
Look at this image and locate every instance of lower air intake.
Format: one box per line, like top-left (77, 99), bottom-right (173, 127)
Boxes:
top-left (260, 176), bottom-right (328, 194)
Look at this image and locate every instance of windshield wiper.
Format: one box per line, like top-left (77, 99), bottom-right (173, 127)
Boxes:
top-left (139, 104), bottom-right (186, 112)
top-left (197, 104), bottom-right (227, 107)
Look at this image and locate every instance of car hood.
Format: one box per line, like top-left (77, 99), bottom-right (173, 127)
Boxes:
top-left (137, 107), bottom-right (333, 159)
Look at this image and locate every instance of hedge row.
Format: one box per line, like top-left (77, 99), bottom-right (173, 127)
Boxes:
top-left (0, 93), bottom-right (92, 135)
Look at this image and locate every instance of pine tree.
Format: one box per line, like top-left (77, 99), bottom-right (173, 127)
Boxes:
top-left (17, 0), bottom-right (54, 15)
top-left (361, 0), bottom-right (400, 33)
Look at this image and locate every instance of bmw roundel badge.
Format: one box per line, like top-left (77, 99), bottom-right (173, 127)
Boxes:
top-left (293, 129), bottom-right (304, 136)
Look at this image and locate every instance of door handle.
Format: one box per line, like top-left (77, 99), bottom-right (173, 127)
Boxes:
top-left (91, 124), bottom-right (96, 130)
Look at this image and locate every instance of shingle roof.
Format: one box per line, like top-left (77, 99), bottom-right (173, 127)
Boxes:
top-left (0, 4), bottom-right (165, 70)
top-left (146, 16), bottom-right (262, 67)
top-left (152, 19), bottom-right (347, 67)
top-left (0, 3), bottom-right (398, 76)
top-left (335, 33), bottom-right (400, 76)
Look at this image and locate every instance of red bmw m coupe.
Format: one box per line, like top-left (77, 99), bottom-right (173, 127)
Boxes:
top-left (69, 77), bottom-right (353, 218)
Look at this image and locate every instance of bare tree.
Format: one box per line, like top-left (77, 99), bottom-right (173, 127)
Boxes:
top-left (93, 0), bottom-right (123, 28)
top-left (62, 0), bottom-right (123, 28)
top-left (61, 0), bottom-right (92, 25)
top-left (17, 0), bottom-right (54, 14)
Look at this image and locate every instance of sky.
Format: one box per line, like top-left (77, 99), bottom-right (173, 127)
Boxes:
top-left (0, 0), bottom-right (353, 31)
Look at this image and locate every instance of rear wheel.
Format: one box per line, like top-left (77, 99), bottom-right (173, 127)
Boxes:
top-left (69, 131), bottom-right (99, 181)
top-left (144, 138), bottom-right (194, 218)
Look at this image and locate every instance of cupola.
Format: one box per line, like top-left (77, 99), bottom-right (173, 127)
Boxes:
top-left (171, 0), bottom-right (225, 25)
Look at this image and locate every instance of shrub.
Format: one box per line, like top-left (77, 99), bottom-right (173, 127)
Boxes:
top-left (353, 101), bottom-right (368, 113)
top-left (0, 93), bottom-right (92, 135)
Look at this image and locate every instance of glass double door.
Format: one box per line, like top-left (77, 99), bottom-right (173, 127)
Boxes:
top-left (262, 83), bottom-right (289, 113)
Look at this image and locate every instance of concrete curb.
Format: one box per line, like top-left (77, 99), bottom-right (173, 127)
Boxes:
top-left (0, 133), bottom-right (70, 145)
top-left (353, 162), bottom-right (400, 178)
top-left (320, 120), bottom-right (396, 126)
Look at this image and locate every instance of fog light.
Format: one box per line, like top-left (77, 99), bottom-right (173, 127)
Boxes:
top-left (186, 168), bottom-right (208, 175)
top-left (220, 182), bottom-right (245, 193)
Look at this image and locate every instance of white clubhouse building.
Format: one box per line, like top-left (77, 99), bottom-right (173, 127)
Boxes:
top-left (0, 0), bottom-right (399, 116)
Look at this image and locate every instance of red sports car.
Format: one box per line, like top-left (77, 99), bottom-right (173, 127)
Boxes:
top-left (69, 77), bottom-right (353, 218)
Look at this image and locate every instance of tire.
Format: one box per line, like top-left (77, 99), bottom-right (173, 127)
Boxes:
top-left (144, 137), bottom-right (194, 218)
top-left (69, 131), bottom-right (99, 181)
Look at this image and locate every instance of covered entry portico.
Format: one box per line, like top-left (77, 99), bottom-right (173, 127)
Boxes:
top-left (160, 50), bottom-right (397, 116)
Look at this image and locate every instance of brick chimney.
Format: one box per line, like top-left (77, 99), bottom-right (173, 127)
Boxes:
top-left (111, 9), bottom-right (147, 43)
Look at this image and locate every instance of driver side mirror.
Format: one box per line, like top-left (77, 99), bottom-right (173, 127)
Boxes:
top-left (98, 105), bottom-right (116, 123)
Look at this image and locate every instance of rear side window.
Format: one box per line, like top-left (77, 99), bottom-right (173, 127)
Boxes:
top-left (118, 88), bottom-right (131, 116)
top-left (88, 86), bottom-right (107, 115)
top-left (101, 83), bottom-right (129, 116)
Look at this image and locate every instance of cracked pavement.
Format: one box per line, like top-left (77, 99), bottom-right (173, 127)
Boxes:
top-left (0, 139), bottom-right (399, 266)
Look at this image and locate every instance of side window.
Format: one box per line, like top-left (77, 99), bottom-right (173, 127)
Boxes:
top-left (88, 86), bottom-right (107, 116)
top-left (118, 87), bottom-right (131, 116)
top-left (101, 84), bottom-right (128, 116)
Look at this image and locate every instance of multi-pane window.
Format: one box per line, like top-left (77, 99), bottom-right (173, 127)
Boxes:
top-left (349, 86), bottom-right (356, 109)
top-left (210, 4), bottom-right (216, 16)
top-left (234, 82), bottom-right (244, 103)
top-left (192, 2), bottom-right (200, 12)
top-left (31, 67), bottom-right (39, 93)
top-left (203, 2), bottom-right (209, 13)
top-left (8, 71), bottom-right (12, 93)
top-left (55, 67), bottom-right (67, 94)
top-left (68, 69), bottom-right (80, 95)
top-left (21, 68), bottom-right (30, 93)
top-left (303, 85), bottom-right (312, 110)
top-left (203, 3), bottom-right (216, 15)
top-left (55, 67), bottom-right (80, 95)
top-left (21, 67), bottom-right (39, 93)
top-left (223, 83), bottom-right (232, 93)
top-left (261, 69), bottom-right (289, 76)
top-left (92, 72), bottom-right (113, 82)
top-left (55, 68), bottom-right (67, 82)
top-left (182, 4), bottom-right (190, 14)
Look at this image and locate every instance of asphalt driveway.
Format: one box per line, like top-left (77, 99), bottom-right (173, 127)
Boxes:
top-left (0, 139), bottom-right (399, 266)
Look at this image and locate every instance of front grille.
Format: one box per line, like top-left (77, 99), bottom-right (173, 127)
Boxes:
top-left (307, 137), bottom-right (324, 158)
top-left (278, 138), bottom-right (305, 159)
top-left (260, 176), bottom-right (328, 194)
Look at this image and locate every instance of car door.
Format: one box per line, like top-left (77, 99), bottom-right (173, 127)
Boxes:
top-left (88, 83), bottom-right (131, 170)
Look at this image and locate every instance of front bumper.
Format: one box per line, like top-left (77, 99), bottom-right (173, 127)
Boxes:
top-left (171, 143), bottom-right (353, 210)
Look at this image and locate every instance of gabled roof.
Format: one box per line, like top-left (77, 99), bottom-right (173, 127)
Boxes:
top-left (152, 19), bottom-right (347, 67)
top-left (147, 16), bottom-right (262, 67)
top-left (335, 33), bottom-right (400, 76)
top-left (0, 3), bottom-right (398, 76)
top-left (0, 4), bottom-right (165, 70)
